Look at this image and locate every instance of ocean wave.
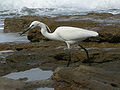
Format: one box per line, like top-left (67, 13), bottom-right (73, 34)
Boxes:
top-left (0, 0), bottom-right (120, 17)
top-left (0, 0), bottom-right (120, 10)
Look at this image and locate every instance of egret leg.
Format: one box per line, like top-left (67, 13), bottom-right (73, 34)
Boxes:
top-left (65, 42), bottom-right (72, 67)
top-left (79, 45), bottom-right (91, 66)
top-left (66, 49), bottom-right (71, 67)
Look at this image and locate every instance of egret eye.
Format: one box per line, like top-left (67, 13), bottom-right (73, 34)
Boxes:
top-left (31, 25), bottom-right (34, 27)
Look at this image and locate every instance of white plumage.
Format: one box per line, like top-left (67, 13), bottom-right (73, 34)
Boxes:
top-left (48, 26), bottom-right (98, 48)
top-left (53, 26), bottom-right (98, 41)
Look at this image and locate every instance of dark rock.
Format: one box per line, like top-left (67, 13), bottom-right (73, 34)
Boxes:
top-left (0, 77), bottom-right (25, 90)
top-left (0, 41), bottom-right (119, 89)
top-left (0, 42), bottom-right (119, 74)
top-left (51, 65), bottom-right (120, 89)
top-left (4, 18), bottom-right (29, 32)
top-left (87, 12), bottom-right (114, 17)
top-left (16, 48), bottom-right (23, 51)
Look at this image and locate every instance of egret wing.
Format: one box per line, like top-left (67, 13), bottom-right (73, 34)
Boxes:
top-left (55, 26), bottom-right (97, 41)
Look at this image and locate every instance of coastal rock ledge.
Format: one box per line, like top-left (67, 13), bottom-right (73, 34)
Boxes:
top-left (4, 13), bottom-right (120, 42)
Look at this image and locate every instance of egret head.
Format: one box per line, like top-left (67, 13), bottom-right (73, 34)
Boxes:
top-left (20, 21), bottom-right (40, 35)
top-left (29, 21), bottom-right (40, 29)
top-left (20, 21), bottom-right (51, 36)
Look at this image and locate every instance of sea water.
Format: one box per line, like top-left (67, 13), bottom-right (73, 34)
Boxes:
top-left (0, 0), bottom-right (120, 17)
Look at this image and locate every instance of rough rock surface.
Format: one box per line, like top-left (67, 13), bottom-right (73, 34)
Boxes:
top-left (0, 41), bottom-right (120, 74)
top-left (0, 77), bottom-right (25, 90)
top-left (0, 41), bottom-right (119, 89)
top-left (52, 65), bottom-right (120, 89)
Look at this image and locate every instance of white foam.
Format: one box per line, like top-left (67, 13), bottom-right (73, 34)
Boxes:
top-left (0, 0), bottom-right (120, 11)
top-left (0, 0), bottom-right (120, 16)
top-left (0, 0), bottom-right (120, 17)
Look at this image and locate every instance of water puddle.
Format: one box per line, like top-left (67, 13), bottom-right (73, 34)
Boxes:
top-left (0, 33), bottom-right (29, 43)
top-left (81, 47), bottom-right (118, 51)
top-left (36, 87), bottom-right (81, 90)
top-left (0, 50), bottom-right (14, 54)
top-left (3, 68), bottom-right (53, 82)
top-left (0, 50), bottom-right (15, 63)
top-left (36, 88), bottom-right (54, 90)
top-left (0, 27), bottom-right (3, 30)
top-left (0, 19), bottom-right (29, 43)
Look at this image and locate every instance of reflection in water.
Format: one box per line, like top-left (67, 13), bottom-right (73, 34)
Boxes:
top-left (3, 68), bottom-right (53, 82)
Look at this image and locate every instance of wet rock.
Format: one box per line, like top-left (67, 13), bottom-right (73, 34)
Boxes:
top-left (23, 80), bottom-right (69, 89)
top-left (0, 42), bottom-right (119, 74)
top-left (4, 13), bottom-right (120, 42)
top-left (4, 18), bottom-right (29, 33)
top-left (98, 28), bottom-right (120, 43)
top-left (51, 65), bottom-right (120, 89)
top-left (0, 42), bottom-right (119, 89)
top-left (0, 77), bottom-right (25, 90)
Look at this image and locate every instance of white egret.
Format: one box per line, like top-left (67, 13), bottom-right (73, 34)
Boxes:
top-left (20, 21), bottom-right (98, 66)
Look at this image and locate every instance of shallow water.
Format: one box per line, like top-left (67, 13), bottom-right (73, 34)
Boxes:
top-left (0, 50), bottom-right (15, 63)
top-left (36, 88), bottom-right (54, 90)
top-left (3, 68), bottom-right (53, 82)
top-left (1, 0), bottom-right (120, 17)
top-left (0, 50), bottom-right (14, 56)
top-left (0, 50), bottom-right (14, 53)
top-left (0, 33), bottom-right (29, 43)
top-left (0, 18), bottom-right (29, 43)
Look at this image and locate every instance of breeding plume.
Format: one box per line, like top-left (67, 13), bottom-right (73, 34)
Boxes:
top-left (20, 21), bottom-right (98, 66)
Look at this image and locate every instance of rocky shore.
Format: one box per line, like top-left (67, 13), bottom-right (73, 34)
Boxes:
top-left (4, 13), bottom-right (120, 42)
top-left (0, 13), bottom-right (120, 90)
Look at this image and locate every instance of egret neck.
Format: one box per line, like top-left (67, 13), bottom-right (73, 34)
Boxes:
top-left (39, 22), bottom-right (55, 40)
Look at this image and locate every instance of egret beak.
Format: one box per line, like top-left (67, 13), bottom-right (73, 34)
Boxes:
top-left (20, 26), bottom-right (31, 36)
